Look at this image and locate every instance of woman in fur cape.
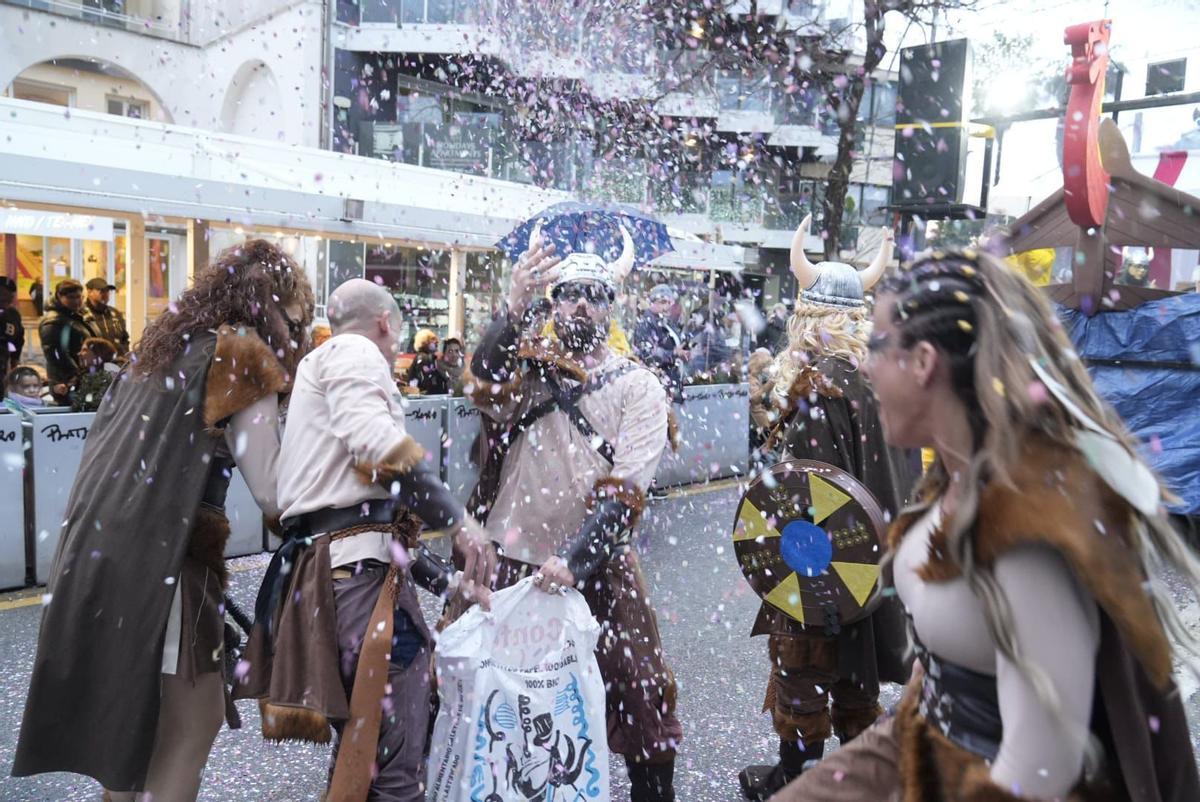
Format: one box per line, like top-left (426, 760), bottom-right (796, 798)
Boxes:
top-left (773, 250), bottom-right (1200, 802)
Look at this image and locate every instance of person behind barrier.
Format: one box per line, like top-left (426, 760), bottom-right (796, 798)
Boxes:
top-left (38, 278), bottom-right (96, 404)
top-left (236, 278), bottom-right (494, 802)
top-left (14, 240), bottom-right (312, 801)
top-left (3, 365), bottom-right (47, 409)
top-left (634, 283), bottom-right (687, 402)
top-left (403, 327), bottom-right (450, 395)
top-left (0, 276), bottom-right (24, 389)
top-left (82, 277), bottom-right (130, 356)
top-left (462, 229), bottom-right (681, 802)
top-left (773, 250), bottom-right (1200, 801)
top-left (738, 215), bottom-right (911, 800)
top-left (70, 336), bottom-right (120, 412)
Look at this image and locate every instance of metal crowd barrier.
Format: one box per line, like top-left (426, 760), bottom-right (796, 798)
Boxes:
top-left (2, 384), bottom-right (750, 590)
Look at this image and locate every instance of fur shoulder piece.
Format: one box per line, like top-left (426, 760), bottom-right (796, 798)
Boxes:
top-left (461, 337), bottom-right (588, 411)
top-left (204, 325), bottom-right (288, 427)
top-left (892, 437), bottom-right (1172, 687)
top-left (517, 338), bottom-right (588, 383)
top-left (784, 362), bottom-right (844, 409)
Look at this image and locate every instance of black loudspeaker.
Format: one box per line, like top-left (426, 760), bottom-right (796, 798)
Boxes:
top-left (893, 39), bottom-right (973, 208)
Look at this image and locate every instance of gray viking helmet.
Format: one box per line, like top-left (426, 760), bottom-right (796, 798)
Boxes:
top-left (791, 214), bottom-right (893, 308)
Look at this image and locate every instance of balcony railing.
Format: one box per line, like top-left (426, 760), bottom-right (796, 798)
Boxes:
top-left (2, 0), bottom-right (185, 40)
top-left (359, 0), bottom-right (486, 25)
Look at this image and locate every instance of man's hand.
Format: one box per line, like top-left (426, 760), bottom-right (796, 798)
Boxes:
top-left (507, 223), bottom-right (561, 320)
top-left (454, 517), bottom-right (497, 594)
top-left (674, 345), bottom-right (690, 359)
top-left (532, 555), bottom-right (575, 594)
top-left (455, 573), bottom-right (492, 612)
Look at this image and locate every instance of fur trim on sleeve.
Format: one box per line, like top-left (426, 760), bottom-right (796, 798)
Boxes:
top-left (203, 324), bottom-right (288, 427)
top-left (667, 409), bottom-right (681, 452)
top-left (353, 436), bottom-right (427, 484)
top-left (590, 477), bottom-right (646, 530)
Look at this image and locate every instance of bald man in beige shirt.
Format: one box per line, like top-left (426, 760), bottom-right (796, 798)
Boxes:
top-left (242, 280), bottom-right (492, 802)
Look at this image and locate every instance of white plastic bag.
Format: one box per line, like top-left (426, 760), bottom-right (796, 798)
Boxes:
top-left (427, 577), bottom-right (610, 802)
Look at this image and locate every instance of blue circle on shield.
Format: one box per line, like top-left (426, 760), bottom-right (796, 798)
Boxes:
top-left (780, 520), bottom-right (832, 578)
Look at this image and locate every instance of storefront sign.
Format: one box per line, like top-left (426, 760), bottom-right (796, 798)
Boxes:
top-left (0, 413), bottom-right (25, 590)
top-left (0, 209), bottom-right (114, 240)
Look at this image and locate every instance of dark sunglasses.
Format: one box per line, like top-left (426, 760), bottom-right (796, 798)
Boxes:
top-left (552, 283), bottom-right (612, 307)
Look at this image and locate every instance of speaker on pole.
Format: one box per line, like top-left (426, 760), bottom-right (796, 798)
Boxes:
top-left (893, 39), bottom-right (974, 210)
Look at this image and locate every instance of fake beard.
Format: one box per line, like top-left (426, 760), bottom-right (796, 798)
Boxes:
top-left (555, 315), bottom-right (604, 351)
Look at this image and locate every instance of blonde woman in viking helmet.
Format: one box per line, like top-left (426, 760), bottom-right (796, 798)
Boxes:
top-left (740, 215), bottom-right (917, 800)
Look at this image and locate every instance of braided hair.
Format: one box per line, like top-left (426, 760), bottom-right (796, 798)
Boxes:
top-left (879, 249), bottom-right (1200, 743)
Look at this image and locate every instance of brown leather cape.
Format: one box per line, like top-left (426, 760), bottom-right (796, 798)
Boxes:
top-left (12, 326), bottom-right (286, 792)
top-left (889, 436), bottom-right (1200, 802)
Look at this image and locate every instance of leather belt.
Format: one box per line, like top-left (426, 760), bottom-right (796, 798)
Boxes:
top-left (256, 500), bottom-right (399, 644)
top-left (280, 498), bottom-right (398, 537)
top-left (910, 622), bottom-right (1003, 761)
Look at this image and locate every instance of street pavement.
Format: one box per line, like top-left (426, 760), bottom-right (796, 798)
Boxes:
top-left (1, 482), bottom-right (1198, 801)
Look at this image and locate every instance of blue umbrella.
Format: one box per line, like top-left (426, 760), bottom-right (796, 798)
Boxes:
top-left (496, 201), bottom-right (675, 266)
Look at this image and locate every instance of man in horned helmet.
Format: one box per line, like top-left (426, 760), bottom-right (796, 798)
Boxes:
top-left (738, 216), bottom-right (915, 800)
top-left (464, 227), bottom-right (682, 802)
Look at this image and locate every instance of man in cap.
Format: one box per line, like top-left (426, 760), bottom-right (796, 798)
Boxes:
top-left (0, 276), bottom-right (23, 389)
top-left (739, 217), bottom-right (914, 799)
top-left (633, 283), bottom-right (688, 402)
top-left (38, 278), bottom-right (96, 403)
top-left (465, 232), bottom-right (682, 801)
top-left (83, 277), bottom-right (130, 355)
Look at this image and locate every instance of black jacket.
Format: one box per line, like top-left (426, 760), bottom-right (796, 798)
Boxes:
top-left (633, 311), bottom-right (684, 400)
top-left (758, 314), bottom-right (789, 354)
top-left (1, 306), bottom-right (24, 385)
top-left (38, 302), bottom-right (96, 388)
top-left (404, 351), bottom-right (450, 395)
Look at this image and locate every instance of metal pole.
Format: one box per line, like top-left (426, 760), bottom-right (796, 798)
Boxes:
top-left (973, 90), bottom-right (1200, 126)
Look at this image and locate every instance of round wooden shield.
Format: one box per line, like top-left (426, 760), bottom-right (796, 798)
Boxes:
top-left (733, 460), bottom-right (888, 627)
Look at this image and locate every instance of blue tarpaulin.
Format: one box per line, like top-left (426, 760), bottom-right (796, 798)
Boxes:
top-left (1057, 293), bottom-right (1200, 515)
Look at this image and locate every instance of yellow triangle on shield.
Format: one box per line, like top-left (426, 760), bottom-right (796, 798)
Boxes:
top-left (734, 498), bottom-right (781, 542)
top-left (809, 474), bottom-right (851, 525)
top-left (831, 561), bottom-right (880, 608)
top-left (764, 572), bottom-right (805, 625)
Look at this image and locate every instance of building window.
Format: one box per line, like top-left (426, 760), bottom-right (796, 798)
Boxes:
top-left (107, 96), bottom-right (149, 119)
top-left (11, 79), bottom-right (73, 108)
top-left (1146, 59), bottom-right (1186, 96)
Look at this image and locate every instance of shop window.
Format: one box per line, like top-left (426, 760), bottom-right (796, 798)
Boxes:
top-left (1146, 59), bottom-right (1186, 96)
top-left (365, 244), bottom-right (450, 350)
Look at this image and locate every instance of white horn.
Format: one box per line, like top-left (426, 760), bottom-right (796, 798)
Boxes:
top-left (859, 226), bottom-right (895, 290)
top-left (790, 214), bottom-right (818, 290)
top-left (608, 225), bottom-right (636, 285)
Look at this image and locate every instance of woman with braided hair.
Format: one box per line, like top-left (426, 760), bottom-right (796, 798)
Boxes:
top-left (774, 250), bottom-right (1200, 802)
